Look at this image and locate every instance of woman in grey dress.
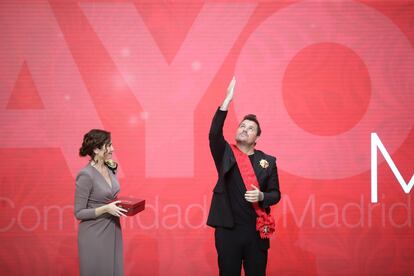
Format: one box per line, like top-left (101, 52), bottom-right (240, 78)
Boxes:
top-left (75, 129), bottom-right (127, 276)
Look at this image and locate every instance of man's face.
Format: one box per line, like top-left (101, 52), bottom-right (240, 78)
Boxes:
top-left (235, 119), bottom-right (260, 146)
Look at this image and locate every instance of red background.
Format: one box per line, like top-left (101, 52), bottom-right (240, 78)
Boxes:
top-left (1, 0), bottom-right (414, 275)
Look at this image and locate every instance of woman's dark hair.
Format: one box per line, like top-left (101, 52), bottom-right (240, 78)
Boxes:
top-left (79, 129), bottom-right (111, 159)
top-left (242, 114), bottom-right (262, 136)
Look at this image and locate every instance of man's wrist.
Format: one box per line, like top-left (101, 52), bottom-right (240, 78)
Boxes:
top-left (259, 192), bottom-right (264, 201)
top-left (220, 99), bottom-right (231, 111)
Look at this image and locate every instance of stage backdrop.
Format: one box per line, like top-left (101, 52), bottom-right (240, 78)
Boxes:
top-left (1, 0), bottom-right (414, 275)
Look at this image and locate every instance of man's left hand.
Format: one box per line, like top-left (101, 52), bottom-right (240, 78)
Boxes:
top-left (245, 184), bottom-right (264, 203)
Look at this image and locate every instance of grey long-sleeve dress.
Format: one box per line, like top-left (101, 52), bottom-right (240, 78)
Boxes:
top-left (74, 163), bottom-right (123, 276)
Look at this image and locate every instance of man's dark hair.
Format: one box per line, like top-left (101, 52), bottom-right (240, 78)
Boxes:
top-left (242, 114), bottom-right (261, 136)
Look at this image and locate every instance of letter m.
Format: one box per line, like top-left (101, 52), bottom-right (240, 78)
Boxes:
top-left (371, 133), bottom-right (414, 202)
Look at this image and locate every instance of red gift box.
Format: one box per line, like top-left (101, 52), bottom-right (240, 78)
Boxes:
top-left (113, 196), bottom-right (145, 216)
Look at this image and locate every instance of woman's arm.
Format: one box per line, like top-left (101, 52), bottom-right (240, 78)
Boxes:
top-left (74, 173), bottom-right (97, 220)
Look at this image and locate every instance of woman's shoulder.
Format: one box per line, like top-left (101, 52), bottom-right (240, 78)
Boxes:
top-left (76, 164), bottom-right (94, 180)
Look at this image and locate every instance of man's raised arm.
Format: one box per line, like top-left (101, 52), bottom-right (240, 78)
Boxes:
top-left (209, 77), bottom-right (236, 170)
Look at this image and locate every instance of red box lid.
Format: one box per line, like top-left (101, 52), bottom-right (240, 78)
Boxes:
top-left (112, 196), bottom-right (145, 216)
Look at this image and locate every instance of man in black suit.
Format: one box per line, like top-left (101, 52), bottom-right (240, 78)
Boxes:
top-left (207, 77), bottom-right (281, 276)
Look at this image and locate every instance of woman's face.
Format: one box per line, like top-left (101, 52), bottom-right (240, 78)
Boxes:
top-left (94, 141), bottom-right (114, 161)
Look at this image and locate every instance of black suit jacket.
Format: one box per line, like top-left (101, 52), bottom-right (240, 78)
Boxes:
top-left (207, 108), bottom-right (281, 248)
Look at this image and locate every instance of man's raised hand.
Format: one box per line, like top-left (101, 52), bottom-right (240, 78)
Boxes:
top-left (220, 76), bottom-right (236, 111)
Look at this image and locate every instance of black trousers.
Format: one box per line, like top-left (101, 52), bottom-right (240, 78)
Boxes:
top-left (215, 224), bottom-right (268, 276)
